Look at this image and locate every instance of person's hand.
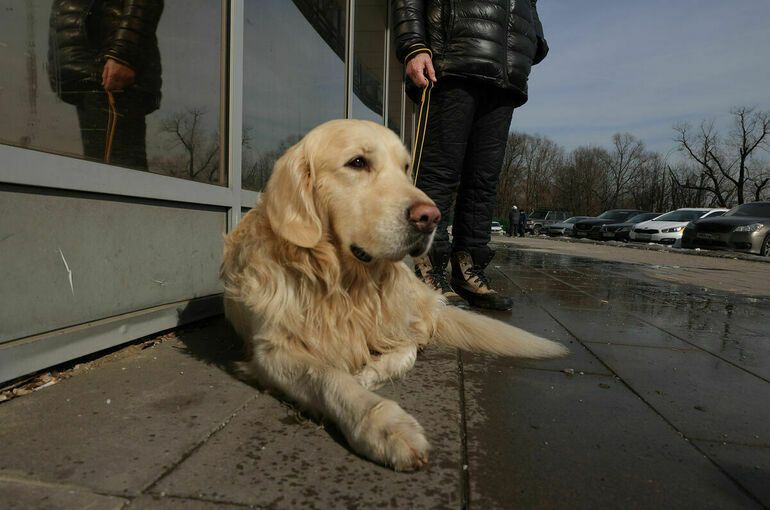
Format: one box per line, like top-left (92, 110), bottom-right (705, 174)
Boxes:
top-left (406, 52), bottom-right (437, 88)
top-left (102, 59), bottom-right (136, 91)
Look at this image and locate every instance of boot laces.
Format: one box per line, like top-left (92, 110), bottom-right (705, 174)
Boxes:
top-left (429, 267), bottom-right (454, 294)
top-left (464, 265), bottom-right (491, 289)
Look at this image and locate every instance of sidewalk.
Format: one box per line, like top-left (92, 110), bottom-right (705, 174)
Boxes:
top-left (1, 245), bottom-right (768, 509)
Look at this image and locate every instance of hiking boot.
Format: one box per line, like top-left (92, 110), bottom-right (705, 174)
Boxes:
top-left (414, 255), bottom-right (468, 308)
top-left (450, 250), bottom-right (513, 311)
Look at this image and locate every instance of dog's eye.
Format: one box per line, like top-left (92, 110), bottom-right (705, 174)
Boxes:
top-left (346, 156), bottom-right (368, 170)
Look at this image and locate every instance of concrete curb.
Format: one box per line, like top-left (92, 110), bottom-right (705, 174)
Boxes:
top-left (491, 234), bottom-right (770, 264)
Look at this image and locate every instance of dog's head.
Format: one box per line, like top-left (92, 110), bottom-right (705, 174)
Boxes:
top-left (264, 119), bottom-right (439, 262)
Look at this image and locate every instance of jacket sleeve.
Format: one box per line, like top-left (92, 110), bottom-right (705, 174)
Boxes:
top-left (392, 0), bottom-right (432, 64)
top-left (104, 0), bottom-right (164, 70)
top-left (530, 0), bottom-right (549, 65)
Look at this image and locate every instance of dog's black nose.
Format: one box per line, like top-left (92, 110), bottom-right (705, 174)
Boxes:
top-left (408, 203), bottom-right (440, 233)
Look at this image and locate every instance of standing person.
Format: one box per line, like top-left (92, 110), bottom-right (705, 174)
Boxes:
top-left (508, 205), bottom-right (520, 237)
top-left (394, 0), bottom-right (548, 310)
top-left (519, 210), bottom-right (528, 237)
top-left (48, 0), bottom-right (164, 170)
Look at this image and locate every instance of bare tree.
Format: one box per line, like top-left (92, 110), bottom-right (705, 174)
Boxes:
top-left (673, 107), bottom-right (770, 205)
top-left (629, 151), bottom-right (669, 212)
top-left (160, 108), bottom-right (220, 183)
top-left (601, 133), bottom-right (647, 209)
top-left (495, 132), bottom-right (528, 218)
top-left (550, 146), bottom-right (610, 215)
top-left (242, 134), bottom-right (303, 191)
top-left (519, 134), bottom-right (563, 212)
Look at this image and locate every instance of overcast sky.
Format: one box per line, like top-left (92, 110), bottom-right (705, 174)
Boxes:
top-left (514, 0), bottom-right (770, 156)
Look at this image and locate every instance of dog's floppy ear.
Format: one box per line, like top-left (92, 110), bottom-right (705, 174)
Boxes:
top-left (264, 140), bottom-right (323, 248)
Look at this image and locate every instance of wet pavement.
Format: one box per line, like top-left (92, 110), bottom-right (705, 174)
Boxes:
top-left (1, 244), bottom-right (768, 509)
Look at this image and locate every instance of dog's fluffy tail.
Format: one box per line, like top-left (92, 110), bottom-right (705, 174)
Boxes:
top-left (433, 306), bottom-right (569, 359)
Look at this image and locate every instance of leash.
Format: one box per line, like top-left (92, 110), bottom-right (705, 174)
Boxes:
top-left (410, 80), bottom-right (433, 185)
top-left (104, 90), bottom-right (118, 163)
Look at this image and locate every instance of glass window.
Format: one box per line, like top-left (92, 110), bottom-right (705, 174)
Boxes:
top-left (403, 98), bottom-right (416, 154)
top-left (242, 0), bottom-right (346, 191)
top-left (351, 0), bottom-right (386, 123)
top-left (0, 1), bottom-right (224, 184)
top-left (386, 43), bottom-right (403, 136)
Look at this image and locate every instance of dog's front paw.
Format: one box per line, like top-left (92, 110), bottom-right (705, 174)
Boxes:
top-left (353, 400), bottom-right (430, 471)
top-left (354, 365), bottom-right (386, 390)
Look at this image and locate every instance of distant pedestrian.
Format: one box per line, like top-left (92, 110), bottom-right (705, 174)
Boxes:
top-left (508, 205), bottom-right (520, 236)
top-left (518, 211), bottom-right (528, 237)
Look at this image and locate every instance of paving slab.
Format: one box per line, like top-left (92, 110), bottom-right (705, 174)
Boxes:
top-left (0, 478), bottom-right (128, 510)
top-left (0, 321), bottom-right (255, 495)
top-left (693, 440), bottom-right (770, 508)
top-left (546, 307), bottom-right (696, 350)
top-left (641, 316), bottom-right (770, 381)
top-left (588, 343), bottom-right (770, 445)
top-left (153, 347), bottom-right (463, 509)
top-left (482, 273), bottom-right (611, 375)
top-left (127, 495), bottom-right (247, 509)
top-left (461, 354), bottom-right (761, 510)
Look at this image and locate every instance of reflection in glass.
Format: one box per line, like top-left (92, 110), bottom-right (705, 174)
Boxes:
top-left (351, 0), bottom-right (386, 123)
top-left (0, 1), bottom-right (223, 184)
top-left (386, 49), bottom-right (403, 136)
top-left (403, 98), bottom-right (416, 154)
top-left (242, 0), bottom-right (346, 191)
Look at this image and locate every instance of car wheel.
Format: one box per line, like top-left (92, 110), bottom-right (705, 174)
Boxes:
top-left (761, 234), bottom-right (770, 257)
top-left (533, 225), bottom-right (541, 235)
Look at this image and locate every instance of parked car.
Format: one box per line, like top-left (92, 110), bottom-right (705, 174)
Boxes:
top-left (596, 212), bottom-right (661, 241)
top-left (490, 221), bottom-right (504, 235)
top-left (547, 216), bottom-right (593, 237)
top-left (681, 201), bottom-right (770, 256)
top-left (526, 209), bottom-right (573, 235)
top-left (630, 208), bottom-right (727, 245)
top-left (571, 209), bottom-right (648, 238)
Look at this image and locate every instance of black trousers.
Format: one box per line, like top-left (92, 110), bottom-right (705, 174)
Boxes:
top-left (414, 78), bottom-right (515, 266)
top-left (76, 91), bottom-right (148, 170)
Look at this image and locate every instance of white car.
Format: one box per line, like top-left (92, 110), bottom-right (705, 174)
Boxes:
top-left (629, 208), bottom-right (728, 245)
top-left (490, 221), bottom-right (504, 235)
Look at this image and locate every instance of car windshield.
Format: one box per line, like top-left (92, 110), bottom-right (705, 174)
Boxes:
top-left (598, 210), bottom-right (634, 221)
top-left (627, 213), bottom-right (658, 223)
top-left (491, 222), bottom-right (501, 227)
top-left (529, 211), bottom-right (547, 219)
top-left (654, 210), bottom-right (707, 222)
top-left (724, 203), bottom-right (770, 218)
top-left (564, 217), bottom-right (583, 224)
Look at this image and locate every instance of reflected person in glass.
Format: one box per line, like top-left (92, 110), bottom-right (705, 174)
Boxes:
top-left (48, 0), bottom-right (163, 170)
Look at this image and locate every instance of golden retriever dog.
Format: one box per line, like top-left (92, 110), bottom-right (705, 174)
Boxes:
top-left (221, 119), bottom-right (568, 471)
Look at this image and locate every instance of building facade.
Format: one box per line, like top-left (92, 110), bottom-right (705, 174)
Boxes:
top-left (0, 0), bottom-right (415, 383)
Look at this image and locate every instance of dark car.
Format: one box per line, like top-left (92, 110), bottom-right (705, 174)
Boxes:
top-left (571, 209), bottom-right (649, 239)
top-left (546, 216), bottom-right (594, 237)
top-left (526, 209), bottom-right (574, 235)
top-left (681, 201), bottom-right (770, 256)
top-left (596, 212), bottom-right (661, 241)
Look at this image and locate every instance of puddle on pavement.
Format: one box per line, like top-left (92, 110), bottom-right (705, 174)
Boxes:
top-left (490, 245), bottom-right (770, 379)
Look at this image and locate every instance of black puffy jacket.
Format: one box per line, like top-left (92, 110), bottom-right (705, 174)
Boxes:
top-left (393, 0), bottom-right (547, 106)
top-left (48, 0), bottom-right (163, 112)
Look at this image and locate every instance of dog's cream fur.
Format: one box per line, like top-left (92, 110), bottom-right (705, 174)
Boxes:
top-left (221, 119), bottom-right (568, 471)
